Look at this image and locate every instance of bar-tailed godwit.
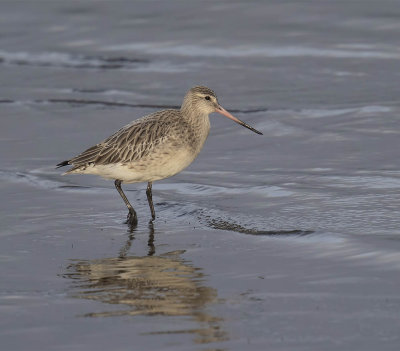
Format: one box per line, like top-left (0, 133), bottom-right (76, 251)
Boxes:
top-left (57, 86), bottom-right (262, 225)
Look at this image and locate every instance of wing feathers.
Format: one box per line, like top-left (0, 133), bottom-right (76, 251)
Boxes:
top-left (64, 109), bottom-right (180, 170)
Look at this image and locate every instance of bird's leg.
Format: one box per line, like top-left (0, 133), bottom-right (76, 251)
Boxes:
top-left (147, 221), bottom-right (155, 256)
top-left (114, 179), bottom-right (137, 225)
top-left (146, 181), bottom-right (156, 220)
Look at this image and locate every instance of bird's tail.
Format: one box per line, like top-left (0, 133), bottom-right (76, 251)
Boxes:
top-left (56, 160), bottom-right (70, 168)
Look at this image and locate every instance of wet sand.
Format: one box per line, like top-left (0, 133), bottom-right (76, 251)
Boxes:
top-left (1, 1), bottom-right (400, 350)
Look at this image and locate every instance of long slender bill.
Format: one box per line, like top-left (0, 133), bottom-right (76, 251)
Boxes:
top-left (215, 106), bottom-right (263, 135)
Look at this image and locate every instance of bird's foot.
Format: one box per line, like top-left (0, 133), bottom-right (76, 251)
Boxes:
top-left (126, 210), bottom-right (138, 226)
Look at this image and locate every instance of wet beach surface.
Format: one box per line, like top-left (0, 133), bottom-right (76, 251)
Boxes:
top-left (1, 1), bottom-right (400, 350)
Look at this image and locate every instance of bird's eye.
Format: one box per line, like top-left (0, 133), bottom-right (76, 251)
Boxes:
top-left (205, 96), bottom-right (211, 101)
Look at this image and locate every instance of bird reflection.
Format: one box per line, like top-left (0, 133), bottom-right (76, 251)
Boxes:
top-left (118, 221), bottom-right (154, 257)
top-left (63, 222), bottom-right (227, 345)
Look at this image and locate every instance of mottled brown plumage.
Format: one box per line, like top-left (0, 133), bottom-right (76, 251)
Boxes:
top-left (67, 110), bottom-right (186, 172)
top-left (57, 86), bottom-right (262, 225)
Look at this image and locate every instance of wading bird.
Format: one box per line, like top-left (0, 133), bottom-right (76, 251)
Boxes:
top-left (57, 86), bottom-right (262, 225)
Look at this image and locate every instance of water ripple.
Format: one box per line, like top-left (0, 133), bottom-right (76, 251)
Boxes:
top-left (156, 182), bottom-right (293, 197)
top-left (105, 43), bottom-right (400, 59)
top-left (0, 50), bottom-right (147, 69)
top-left (0, 170), bottom-right (94, 193)
top-left (207, 218), bottom-right (313, 236)
top-left (0, 98), bottom-right (268, 113)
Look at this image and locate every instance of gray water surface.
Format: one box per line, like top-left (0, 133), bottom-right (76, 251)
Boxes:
top-left (1, 1), bottom-right (400, 350)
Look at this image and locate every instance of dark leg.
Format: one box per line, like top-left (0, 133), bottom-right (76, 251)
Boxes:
top-left (146, 181), bottom-right (156, 220)
top-left (147, 221), bottom-right (155, 256)
top-left (114, 179), bottom-right (137, 225)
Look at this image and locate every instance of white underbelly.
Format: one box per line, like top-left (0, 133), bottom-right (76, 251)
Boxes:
top-left (75, 148), bottom-right (198, 183)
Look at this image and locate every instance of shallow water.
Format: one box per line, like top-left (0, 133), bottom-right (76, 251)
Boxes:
top-left (1, 1), bottom-right (400, 350)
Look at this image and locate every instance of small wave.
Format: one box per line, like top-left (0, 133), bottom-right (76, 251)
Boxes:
top-left (208, 218), bottom-right (313, 236)
top-left (0, 170), bottom-right (96, 193)
top-left (105, 42), bottom-right (400, 59)
top-left (0, 50), bottom-right (147, 69)
top-left (156, 182), bottom-right (293, 198)
top-left (0, 50), bottom-right (204, 73)
top-left (296, 105), bottom-right (392, 119)
top-left (325, 175), bottom-right (400, 190)
top-left (0, 98), bottom-right (180, 110)
top-left (253, 117), bottom-right (303, 136)
top-left (0, 97), bottom-right (267, 114)
top-left (44, 88), bottom-right (146, 97)
top-left (151, 201), bottom-right (317, 240)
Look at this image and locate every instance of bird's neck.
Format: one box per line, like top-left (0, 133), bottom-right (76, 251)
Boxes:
top-left (180, 103), bottom-right (210, 128)
top-left (180, 105), bottom-right (210, 152)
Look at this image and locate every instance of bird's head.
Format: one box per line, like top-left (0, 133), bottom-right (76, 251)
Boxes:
top-left (182, 86), bottom-right (263, 135)
top-left (182, 86), bottom-right (219, 115)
